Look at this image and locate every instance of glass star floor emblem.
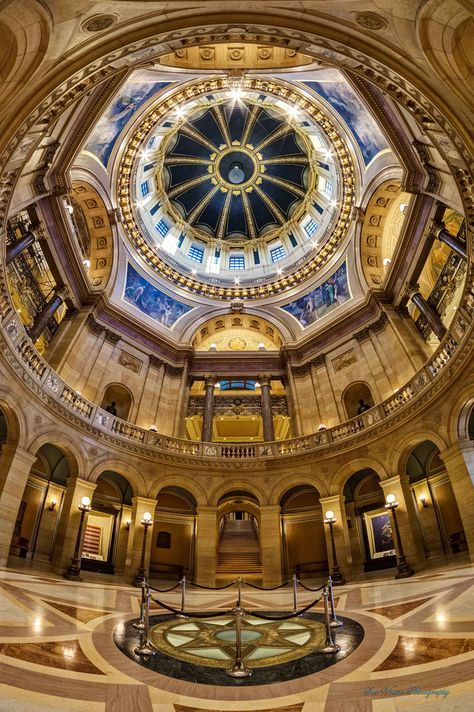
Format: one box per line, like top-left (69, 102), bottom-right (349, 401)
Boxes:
top-left (148, 614), bottom-right (327, 668)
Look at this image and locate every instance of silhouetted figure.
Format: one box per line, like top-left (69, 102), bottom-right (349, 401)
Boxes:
top-left (105, 401), bottom-right (117, 415)
top-left (357, 399), bottom-right (370, 414)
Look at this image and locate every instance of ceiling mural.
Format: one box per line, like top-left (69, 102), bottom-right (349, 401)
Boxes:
top-left (123, 262), bottom-right (193, 328)
top-left (83, 72), bottom-right (172, 167)
top-left (303, 69), bottom-right (389, 165)
top-left (281, 261), bottom-right (351, 327)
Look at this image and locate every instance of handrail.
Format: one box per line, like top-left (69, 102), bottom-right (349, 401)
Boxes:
top-left (0, 267), bottom-right (472, 461)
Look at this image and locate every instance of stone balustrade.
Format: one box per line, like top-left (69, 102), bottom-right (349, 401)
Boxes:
top-left (0, 277), bottom-right (472, 461)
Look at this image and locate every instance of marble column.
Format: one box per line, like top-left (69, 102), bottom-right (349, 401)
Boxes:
top-left (194, 505), bottom-right (218, 585)
top-left (346, 502), bottom-right (364, 573)
top-left (440, 442), bottom-right (474, 562)
top-left (406, 284), bottom-right (447, 340)
top-left (0, 444), bottom-right (37, 566)
top-left (51, 476), bottom-right (97, 573)
top-left (123, 496), bottom-right (157, 583)
top-left (380, 474), bottom-right (425, 569)
top-left (28, 285), bottom-right (69, 343)
top-left (319, 495), bottom-right (353, 580)
top-left (114, 504), bottom-right (132, 574)
top-left (259, 375), bottom-right (275, 442)
top-left (6, 230), bottom-right (35, 265)
top-left (432, 223), bottom-right (467, 261)
top-left (260, 505), bottom-right (283, 587)
top-left (201, 375), bottom-right (217, 442)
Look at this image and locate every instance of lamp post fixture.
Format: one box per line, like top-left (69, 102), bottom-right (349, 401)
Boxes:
top-left (134, 511), bottom-right (153, 587)
top-left (385, 494), bottom-right (414, 579)
top-left (64, 496), bottom-right (91, 581)
top-left (324, 510), bottom-right (345, 585)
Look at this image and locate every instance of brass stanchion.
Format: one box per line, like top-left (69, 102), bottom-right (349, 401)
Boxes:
top-left (292, 573), bottom-right (299, 613)
top-left (134, 585), bottom-right (157, 657)
top-left (237, 576), bottom-right (242, 607)
top-left (133, 581), bottom-right (146, 630)
top-left (226, 604), bottom-right (252, 678)
top-left (320, 585), bottom-right (340, 654)
top-left (177, 575), bottom-right (188, 619)
top-left (328, 575), bottom-right (342, 628)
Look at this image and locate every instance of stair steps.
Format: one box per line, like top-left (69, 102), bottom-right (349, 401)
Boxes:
top-left (217, 519), bottom-right (262, 573)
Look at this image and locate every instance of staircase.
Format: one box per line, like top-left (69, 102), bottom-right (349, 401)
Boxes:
top-left (217, 519), bottom-right (262, 574)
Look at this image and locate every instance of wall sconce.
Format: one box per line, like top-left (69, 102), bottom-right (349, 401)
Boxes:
top-left (419, 496), bottom-right (428, 508)
top-left (125, 520), bottom-right (131, 531)
top-left (48, 499), bottom-right (57, 511)
top-left (346, 516), bottom-right (352, 529)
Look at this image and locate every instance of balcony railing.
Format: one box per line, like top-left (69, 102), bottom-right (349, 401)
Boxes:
top-left (0, 266), bottom-right (472, 461)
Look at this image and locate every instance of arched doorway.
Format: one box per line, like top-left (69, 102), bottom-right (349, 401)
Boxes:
top-left (343, 469), bottom-right (395, 573)
top-left (81, 470), bottom-right (134, 575)
top-left (406, 440), bottom-right (466, 558)
top-left (217, 491), bottom-right (261, 577)
top-left (9, 443), bottom-right (70, 562)
top-left (280, 485), bottom-right (328, 579)
top-left (150, 487), bottom-right (197, 580)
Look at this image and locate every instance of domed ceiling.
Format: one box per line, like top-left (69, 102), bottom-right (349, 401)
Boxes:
top-left (117, 76), bottom-right (357, 299)
top-left (163, 99), bottom-right (309, 240)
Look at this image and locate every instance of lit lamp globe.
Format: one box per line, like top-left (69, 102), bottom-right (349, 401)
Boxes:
top-left (385, 494), bottom-right (397, 507)
top-left (324, 510), bottom-right (344, 585)
top-left (80, 496), bottom-right (91, 510)
top-left (142, 511), bottom-right (152, 524)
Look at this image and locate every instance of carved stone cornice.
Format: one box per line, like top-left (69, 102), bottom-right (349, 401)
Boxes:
top-left (104, 329), bottom-right (121, 346)
top-left (165, 363), bottom-right (184, 378)
top-left (149, 354), bottom-right (164, 370)
top-left (354, 327), bottom-right (371, 343)
top-left (86, 313), bottom-right (103, 336)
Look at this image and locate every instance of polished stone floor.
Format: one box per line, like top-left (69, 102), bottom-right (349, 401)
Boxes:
top-left (0, 558), bottom-right (473, 710)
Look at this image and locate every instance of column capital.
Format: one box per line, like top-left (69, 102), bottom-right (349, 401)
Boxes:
top-left (0, 443), bottom-right (37, 470)
top-left (131, 496), bottom-right (157, 509)
top-left (403, 282), bottom-right (420, 300)
top-left (260, 504), bottom-right (281, 515)
top-left (258, 375), bottom-right (272, 388)
top-left (320, 494), bottom-right (346, 508)
top-left (379, 473), bottom-right (409, 489)
top-left (196, 505), bottom-right (218, 514)
top-left (56, 285), bottom-right (71, 301)
top-left (204, 375), bottom-right (218, 388)
top-left (439, 441), bottom-right (473, 462)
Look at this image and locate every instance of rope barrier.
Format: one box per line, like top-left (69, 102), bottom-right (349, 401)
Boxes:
top-left (242, 579), bottom-right (292, 591)
top-left (246, 594), bottom-right (322, 621)
top-left (187, 579), bottom-right (237, 590)
top-left (297, 579), bottom-right (327, 592)
top-left (150, 595), bottom-right (228, 618)
top-left (148, 581), bottom-right (182, 593)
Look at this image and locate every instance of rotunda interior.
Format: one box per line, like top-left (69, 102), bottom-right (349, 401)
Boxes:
top-left (0, 1), bottom-right (473, 710)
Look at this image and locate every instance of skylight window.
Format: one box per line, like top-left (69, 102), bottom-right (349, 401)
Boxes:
top-left (305, 219), bottom-right (319, 237)
top-left (155, 219), bottom-right (170, 237)
top-left (270, 245), bottom-right (286, 262)
top-left (188, 244), bottom-right (204, 263)
top-left (229, 255), bottom-right (245, 270)
top-left (140, 180), bottom-right (150, 198)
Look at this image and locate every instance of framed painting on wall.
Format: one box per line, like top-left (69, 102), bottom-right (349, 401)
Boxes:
top-left (364, 509), bottom-right (396, 559)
